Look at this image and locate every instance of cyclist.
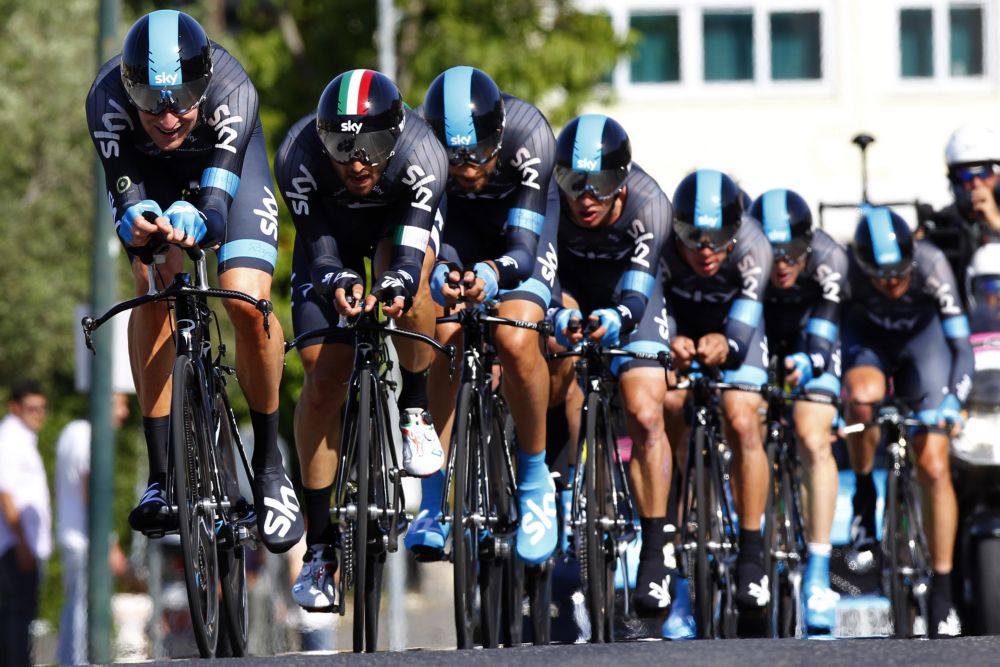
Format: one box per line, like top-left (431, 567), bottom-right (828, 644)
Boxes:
top-left (274, 69), bottom-right (448, 610)
top-left (409, 66), bottom-right (560, 564)
top-left (548, 114), bottom-right (674, 615)
top-left (85, 10), bottom-right (303, 553)
top-left (844, 207), bottom-right (973, 638)
top-left (660, 169), bottom-right (774, 614)
top-left (749, 189), bottom-right (847, 633)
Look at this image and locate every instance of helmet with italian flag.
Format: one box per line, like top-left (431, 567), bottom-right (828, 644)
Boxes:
top-left (316, 69), bottom-right (405, 166)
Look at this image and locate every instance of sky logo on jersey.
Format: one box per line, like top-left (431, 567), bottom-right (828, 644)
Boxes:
top-left (443, 66), bottom-right (478, 148)
top-left (694, 169), bottom-right (724, 229)
top-left (147, 10), bottom-right (183, 87)
top-left (762, 189), bottom-right (791, 243)
top-left (571, 114), bottom-right (606, 173)
top-left (337, 69), bottom-right (376, 115)
top-left (866, 207), bottom-right (902, 266)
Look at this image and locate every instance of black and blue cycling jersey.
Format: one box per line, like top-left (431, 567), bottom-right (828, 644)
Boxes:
top-left (86, 44), bottom-right (278, 274)
top-left (844, 240), bottom-right (974, 418)
top-left (661, 216), bottom-right (774, 384)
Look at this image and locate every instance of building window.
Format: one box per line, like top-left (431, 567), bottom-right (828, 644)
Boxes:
top-left (704, 11), bottom-right (754, 81)
top-left (770, 11), bottom-right (822, 80)
top-left (900, 8), bottom-right (933, 78)
top-left (898, 4), bottom-right (987, 79)
top-left (950, 6), bottom-right (983, 76)
top-left (630, 13), bottom-right (680, 83)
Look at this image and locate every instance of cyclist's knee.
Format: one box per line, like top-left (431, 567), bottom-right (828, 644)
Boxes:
top-left (496, 329), bottom-right (542, 374)
top-left (723, 402), bottom-right (760, 445)
top-left (915, 437), bottom-right (952, 488)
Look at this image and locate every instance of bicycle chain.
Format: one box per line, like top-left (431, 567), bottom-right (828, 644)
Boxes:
top-left (343, 521), bottom-right (354, 591)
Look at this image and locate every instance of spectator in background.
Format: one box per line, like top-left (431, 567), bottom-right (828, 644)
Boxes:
top-left (0, 380), bottom-right (52, 667)
top-left (919, 124), bottom-right (1000, 302)
top-left (55, 392), bottom-right (131, 666)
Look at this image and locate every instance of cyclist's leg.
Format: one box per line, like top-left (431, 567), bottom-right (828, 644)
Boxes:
top-left (720, 328), bottom-right (769, 610)
top-left (218, 126), bottom-right (301, 552)
top-left (499, 281), bottom-right (558, 563)
top-left (899, 321), bottom-right (961, 636)
top-left (795, 358), bottom-right (841, 631)
top-left (843, 322), bottom-right (889, 562)
top-left (289, 242), bottom-right (354, 608)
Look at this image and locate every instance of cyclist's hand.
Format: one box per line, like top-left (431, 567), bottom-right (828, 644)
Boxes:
top-left (784, 352), bottom-right (813, 388)
top-left (671, 336), bottom-right (697, 371)
top-left (163, 200), bottom-right (207, 247)
top-left (462, 261), bottom-right (499, 304)
top-left (119, 200), bottom-right (166, 247)
top-left (369, 270), bottom-right (412, 318)
top-left (971, 181), bottom-right (1000, 229)
top-left (327, 270), bottom-right (363, 317)
top-left (431, 262), bottom-right (462, 307)
top-left (553, 308), bottom-right (583, 348)
top-left (936, 394), bottom-right (965, 437)
top-left (588, 308), bottom-right (622, 347)
top-left (696, 333), bottom-right (729, 367)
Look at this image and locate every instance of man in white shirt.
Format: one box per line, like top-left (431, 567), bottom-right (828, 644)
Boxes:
top-left (55, 392), bottom-right (130, 666)
top-left (0, 380), bottom-right (51, 667)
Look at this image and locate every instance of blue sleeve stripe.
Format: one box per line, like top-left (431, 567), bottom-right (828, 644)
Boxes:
top-left (806, 317), bottom-right (839, 343)
top-left (217, 239), bottom-right (277, 268)
top-left (507, 207), bottom-right (545, 235)
top-left (201, 168), bottom-right (241, 198)
top-left (728, 298), bottom-right (763, 328)
top-left (943, 315), bottom-right (970, 339)
top-left (622, 270), bottom-right (654, 296)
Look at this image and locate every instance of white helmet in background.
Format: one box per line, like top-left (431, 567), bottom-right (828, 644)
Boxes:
top-left (967, 242), bottom-right (1000, 310)
top-left (946, 125), bottom-right (1000, 167)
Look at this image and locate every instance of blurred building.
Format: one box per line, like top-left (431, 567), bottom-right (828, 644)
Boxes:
top-left (578, 0), bottom-right (1000, 240)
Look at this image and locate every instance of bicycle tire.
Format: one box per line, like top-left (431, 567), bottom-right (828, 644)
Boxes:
top-left (479, 398), bottom-right (515, 648)
top-left (781, 460), bottom-right (806, 638)
top-left (352, 367), bottom-right (372, 652)
top-left (903, 466), bottom-right (931, 636)
top-left (452, 382), bottom-right (478, 648)
top-left (215, 389), bottom-right (248, 655)
top-left (885, 460), bottom-right (912, 637)
top-left (692, 424), bottom-right (713, 639)
top-left (170, 354), bottom-right (220, 657)
top-left (763, 440), bottom-right (782, 638)
top-left (583, 390), bottom-right (611, 642)
top-left (492, 410), bottom-right (524, 647)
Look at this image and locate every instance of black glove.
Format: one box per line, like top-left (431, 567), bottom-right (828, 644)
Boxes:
top-left (371, 270), bottom-right (414, 312)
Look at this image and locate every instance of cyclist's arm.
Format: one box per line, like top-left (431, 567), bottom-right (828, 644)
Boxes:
top-left (193, 73), bottom-right (260, 248)
top-left (804, 241), bottom-right (848, 376)
top-left (928, 252), bottom-right (974, 401)
top-left (493, 120), bottom-right (556, 288)
top-left (611, 189), bottom-right (672, 335)
top-left (722, 235), bottom-right (772, 369)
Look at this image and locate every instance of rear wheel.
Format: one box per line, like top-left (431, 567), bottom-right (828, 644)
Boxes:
top-left (975, 537), bottom-right (1000, 633)
top-left (171, 355), bottom-right (220, 658)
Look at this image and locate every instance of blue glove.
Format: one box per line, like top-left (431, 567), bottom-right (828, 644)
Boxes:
top-left (937, 394), bottom-right (964, 428)
top-left (785, 352), bottom-right (813, 386)
top-left (430, 263), bottom-right (452, 307)
top-left (473, 262), bottom-right (499, 302)
top-left (163, 200), bottom-right (207, 243)
top-left (590, 308), bottom-right (622, 347)
top-left (117, 200), bottom-right (162, 245)
top-left (553, 308), bottom-right (582, 348)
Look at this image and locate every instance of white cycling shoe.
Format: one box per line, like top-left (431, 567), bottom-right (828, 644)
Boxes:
top-left (291, 544), bottom-right (338, 612)
top-left (400, 408), bottom-right (444, 477)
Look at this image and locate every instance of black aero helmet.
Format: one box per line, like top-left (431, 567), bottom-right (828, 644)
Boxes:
top-left (121, 10), bottom-right (212, 115)
top-left (852, 207), bottom-right (915, 279)
top-left (316, 69), bottom-right (405, 166)
top-left (554, 114), bottom-right (631, 200)
top-left (672, 169), bottom-right (743, 251)
top-left (423, 66), bottom-right (505, 166)
top-left (749, 188), bottom-right (814, 262)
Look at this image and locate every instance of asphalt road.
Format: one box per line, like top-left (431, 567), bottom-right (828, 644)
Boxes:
top-left (124, 635), bottom-right (1000, 666)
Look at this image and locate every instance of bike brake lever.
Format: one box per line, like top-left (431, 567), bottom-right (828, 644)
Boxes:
top-left (81, 316), bottom-right (96, 354)
top-left (257, 299), bottom-right (273, 338)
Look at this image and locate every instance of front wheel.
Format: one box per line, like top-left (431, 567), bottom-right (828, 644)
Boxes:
top-left (582, 391), bottom-right (612, 642)
top-left (171, 354), bottom-right (220, 658)
top-left (451, 383), bottom-right (478, 648)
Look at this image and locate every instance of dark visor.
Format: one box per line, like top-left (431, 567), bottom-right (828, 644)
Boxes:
top-left (124, 77), bottom-right (209, 115)
top-left (674, 220), bottom-right (737, 252)
top-left (771, 236), bottom-right (811, 263)
top-left (554, 165), bottom-right (624, 201)
top-left (319, 128), bottom-right (399, 166)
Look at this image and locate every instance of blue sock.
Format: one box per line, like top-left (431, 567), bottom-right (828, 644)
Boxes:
top-left (805, 543), bottom-right (832, 589)
top-left (517, 450), bottom-right (549, 488)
